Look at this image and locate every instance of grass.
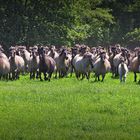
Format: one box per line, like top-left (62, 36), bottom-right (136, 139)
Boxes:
top-left (0, 72), bottom-right (140, 140)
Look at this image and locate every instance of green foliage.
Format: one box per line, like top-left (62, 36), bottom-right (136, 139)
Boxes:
top-left (67, 0), bottom-right (114, 46)
top-left (0, 0), bottom-right (114, 48)
top-left (124, 28), bottom-right (140, 46)
top-left (0, 0), bottom-right (140, 48)
top-left (67, 24), bottom-right (91, 44)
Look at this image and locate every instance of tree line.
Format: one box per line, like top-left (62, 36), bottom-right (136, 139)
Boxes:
top-left (0, 0), bottom-right (140, 50)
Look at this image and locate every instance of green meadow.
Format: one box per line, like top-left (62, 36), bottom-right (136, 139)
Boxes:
top-left (0, 73), bottom-right (140, 140)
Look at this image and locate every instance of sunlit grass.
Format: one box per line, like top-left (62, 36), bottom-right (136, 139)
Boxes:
top-left (0, 72), bottom-right (140, 140)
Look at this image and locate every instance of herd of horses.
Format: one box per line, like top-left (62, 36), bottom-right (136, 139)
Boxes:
top-left (0, 44), bottom-right (140, 83)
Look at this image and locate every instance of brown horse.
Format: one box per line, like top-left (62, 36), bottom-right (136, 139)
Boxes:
top-left (38, 47), bottom-right (56, 81)
top-left (9, 48), bottom-right (25, 80)
top-left (0, 52), bottom-right (10, 80)
top-left (130, 50), bottom-right (140, 83)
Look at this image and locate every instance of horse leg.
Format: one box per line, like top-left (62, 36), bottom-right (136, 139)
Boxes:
top-left (36, 70), bottom-right (39, 79)
top-left (44, 72), bottom-right (47, 81)
top-left (101, 74), bottom-right (105, 82)
top-left (97, 75), bottom-right (100, 81)
top-left (39, 71), bottom-right (43, 81)
top-left (134, 72), bottom-right (137, 82)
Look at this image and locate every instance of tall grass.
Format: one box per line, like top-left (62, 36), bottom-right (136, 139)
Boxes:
top-left (0, 73), bottom-right (140, 140)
